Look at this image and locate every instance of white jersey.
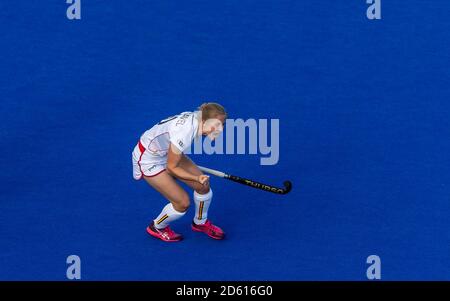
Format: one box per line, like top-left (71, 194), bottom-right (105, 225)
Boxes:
top-left (131, 111), bottom-right (200, 179)
top-left (141, 111), bottom-right (200, 156)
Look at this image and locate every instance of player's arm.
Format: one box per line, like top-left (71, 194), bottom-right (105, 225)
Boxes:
top-left (167, 144), bottom-right (209, 184)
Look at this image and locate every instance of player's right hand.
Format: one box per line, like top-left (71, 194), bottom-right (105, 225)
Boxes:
top-left (197, 175), bottom-right (210, 185)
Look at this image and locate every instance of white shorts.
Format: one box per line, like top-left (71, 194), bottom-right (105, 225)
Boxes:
top-left (132, 141), bottom-right (167, 180)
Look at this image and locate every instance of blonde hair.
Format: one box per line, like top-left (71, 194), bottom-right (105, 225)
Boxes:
top-left (198, 102), bottom-right (227, 121)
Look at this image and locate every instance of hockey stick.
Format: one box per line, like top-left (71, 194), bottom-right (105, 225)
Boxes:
top-left (198, 166), bottom-right (292, 195)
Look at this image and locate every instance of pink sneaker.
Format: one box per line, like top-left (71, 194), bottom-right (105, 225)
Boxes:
top-left (191, 220), bottom-right (225, 240)
top-left (147, 222), bottom-right (183, 242)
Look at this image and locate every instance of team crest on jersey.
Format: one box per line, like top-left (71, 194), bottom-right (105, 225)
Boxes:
top-left (178, 140), bottom-right (184, 148)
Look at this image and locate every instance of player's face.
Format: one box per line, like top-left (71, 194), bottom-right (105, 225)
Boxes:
top-left (203, 115), bottom-right (226, 140)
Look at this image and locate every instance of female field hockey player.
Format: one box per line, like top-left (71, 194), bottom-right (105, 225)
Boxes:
top-left (132, 103), bottom-right (227, 242)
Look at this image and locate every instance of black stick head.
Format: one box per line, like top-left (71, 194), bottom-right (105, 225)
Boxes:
top-left (282, 181), bottom-right (292, 194)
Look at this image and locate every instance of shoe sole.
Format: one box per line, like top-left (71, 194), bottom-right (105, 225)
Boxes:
top-left (146, 227), bottom-right (183, 242)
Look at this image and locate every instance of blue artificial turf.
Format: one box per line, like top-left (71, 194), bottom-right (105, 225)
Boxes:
top-left (1, 0), bottom-right (449, 280)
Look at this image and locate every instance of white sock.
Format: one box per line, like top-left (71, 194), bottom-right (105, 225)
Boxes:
top-left (193, 189), bottom-right (213, 225)
top-left (153, 203), bottom-right (186, 229)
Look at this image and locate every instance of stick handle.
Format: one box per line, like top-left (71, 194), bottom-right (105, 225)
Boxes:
top-left (198, 166), bottom-right (227, 178)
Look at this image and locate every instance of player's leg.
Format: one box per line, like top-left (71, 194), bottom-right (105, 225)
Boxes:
top-left (143, 171), bottom-right (190, 242)
top-left (177, 155), bottom-right (225, 239)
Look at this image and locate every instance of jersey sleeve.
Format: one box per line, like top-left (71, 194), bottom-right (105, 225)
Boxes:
top-left (169, 116), bottom-right (195, 153)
